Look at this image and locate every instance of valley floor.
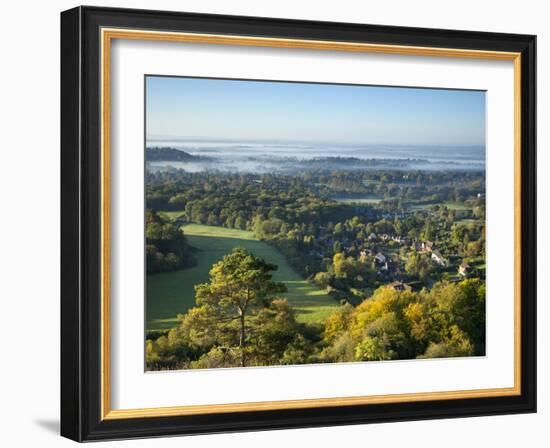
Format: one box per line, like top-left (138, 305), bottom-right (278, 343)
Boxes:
top-left (146, 223), bottom-right (337, 331)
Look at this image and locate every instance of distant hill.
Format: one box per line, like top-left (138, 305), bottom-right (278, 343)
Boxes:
top-left (146, 147), bottom-right (208, 162)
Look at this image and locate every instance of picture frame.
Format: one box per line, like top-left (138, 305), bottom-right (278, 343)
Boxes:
top-left (60, 5), bottom-right (536, 442)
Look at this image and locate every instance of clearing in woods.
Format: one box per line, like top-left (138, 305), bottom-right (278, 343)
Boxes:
top-left (146, 223), bottom-right (338, 331)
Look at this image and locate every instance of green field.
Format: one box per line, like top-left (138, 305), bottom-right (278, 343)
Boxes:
top-left (442, 201), bottom-right (472, 211)
top-left (330, 196), bottom-right (383, 204)
top-left (158, 211), bottom-right (185, 220)
top-left (146, 224), bottom-right (338, 331)
top-left (408, 201), bottom-right (472, 212)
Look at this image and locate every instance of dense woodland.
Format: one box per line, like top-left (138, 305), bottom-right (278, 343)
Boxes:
top-left (145, 209), bottom-right (195, 273)
top-left (145, 167), bottom-right (486, 370)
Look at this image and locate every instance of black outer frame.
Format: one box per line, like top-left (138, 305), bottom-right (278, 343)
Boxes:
top-left (60, 5), bottom-right (537, 442)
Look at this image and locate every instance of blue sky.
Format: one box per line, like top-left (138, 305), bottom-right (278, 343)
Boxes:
top-left (146, 76), bottom-right (485, 146)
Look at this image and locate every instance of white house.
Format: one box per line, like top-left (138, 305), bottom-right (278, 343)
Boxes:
top-left (458, 262), bottom-right (470, 276)
top-left (431, 250), bottom-right (447, 267)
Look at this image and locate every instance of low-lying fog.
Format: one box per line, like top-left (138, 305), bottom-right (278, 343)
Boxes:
top-left (145, 139), bottom-right (486, 173)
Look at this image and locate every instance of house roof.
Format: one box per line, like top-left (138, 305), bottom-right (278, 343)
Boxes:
top-left (389, 281), bottom-right (412, 291)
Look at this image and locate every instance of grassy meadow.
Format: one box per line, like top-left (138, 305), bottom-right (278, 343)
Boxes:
top-left (408, 201), bottom-right (473, 212)
top-left (146, 223), bottom-right (337, 331)
top-left (330, 196), bottom-right (383, 204)
top-left (158, 211), bottom-right (185, 220)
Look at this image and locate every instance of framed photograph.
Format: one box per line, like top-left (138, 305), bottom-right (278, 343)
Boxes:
top-left (61, 6), bottom-right (536, 441)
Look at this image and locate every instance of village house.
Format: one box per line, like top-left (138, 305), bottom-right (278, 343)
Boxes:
top-left (431, 250), bottom-right (447, 267)
top-left (388, 281), bottom-right (412, 292)
top-left (374, 252), bottom-right (387, 265)
top-left (421, 240), bottom-right (434, 253)
top-left (458, 262), bottom-right (470, 276)
top-left (376, 258), bottom-right (397, 279)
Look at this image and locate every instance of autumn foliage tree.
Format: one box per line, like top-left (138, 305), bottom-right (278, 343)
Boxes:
top-left (321, 278), bottom-right (485, 363)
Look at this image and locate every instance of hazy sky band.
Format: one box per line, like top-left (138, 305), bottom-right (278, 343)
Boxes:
top-left (146, 76), bottom-right (486, 146)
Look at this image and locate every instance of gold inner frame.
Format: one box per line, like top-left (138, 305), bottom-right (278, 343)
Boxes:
top-left (100, 27), bottom-right (522, 420)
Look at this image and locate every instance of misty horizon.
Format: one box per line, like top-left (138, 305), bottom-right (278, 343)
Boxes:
top-left (146, 135), bottom-right (486, 149)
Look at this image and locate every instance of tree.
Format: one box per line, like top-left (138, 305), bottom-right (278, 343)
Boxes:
top-left (206, 212), bottom-right (218, 226)
top-left (250, 299), bottom-right (306, 365)
top-left (234, 215), bottom-right (247, 230)
top-left (405, 251), bottom-right (430, 280)
top-left (422, 219), bottom-right (435, 241)
top-left (320, 280), bottom-right (485, 364)
top-left (193, 248), bottom-right (287, 366)
top-left (145, 209), bottom-right (195, 273)
top-left (323, 303), bottom-right (353, 342)
top-left (313, 271), bottom-right (331, 288)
